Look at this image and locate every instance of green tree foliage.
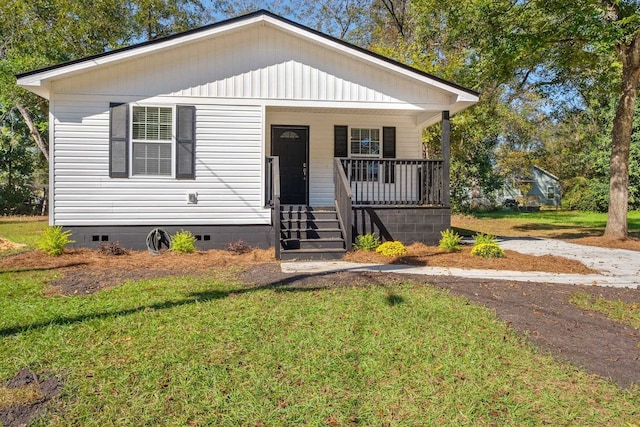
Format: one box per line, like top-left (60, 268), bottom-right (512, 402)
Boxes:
top-left (0, 108), bottom-right (40, 214)
top-left (367, 0), bottom-right (561, 211)
top-left (0, 0), bottom-right (221, 211)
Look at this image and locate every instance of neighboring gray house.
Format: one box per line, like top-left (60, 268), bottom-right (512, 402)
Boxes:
top-left (501, 166), bottom-right (561, 208)
top-left (17, 10), bottom-right (478, 259)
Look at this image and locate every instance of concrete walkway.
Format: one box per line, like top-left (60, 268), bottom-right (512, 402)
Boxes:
top-left (281, 237), bottom-right (640, 289)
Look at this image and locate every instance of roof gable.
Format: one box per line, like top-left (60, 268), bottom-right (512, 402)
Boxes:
top-left (17, 10), bottom-right (478, 117)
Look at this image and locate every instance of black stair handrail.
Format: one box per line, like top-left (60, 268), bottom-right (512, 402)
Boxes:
top-left (267, 156), bottom-right (282, 260)
top-left (334, 158), bottom-right (353, 249)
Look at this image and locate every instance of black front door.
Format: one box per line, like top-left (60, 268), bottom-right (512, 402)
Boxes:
top-left (271, 126), bottom-right (309, 205)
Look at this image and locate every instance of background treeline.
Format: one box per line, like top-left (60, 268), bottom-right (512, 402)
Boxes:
top-left (1, 0), bottom-right (638, 217)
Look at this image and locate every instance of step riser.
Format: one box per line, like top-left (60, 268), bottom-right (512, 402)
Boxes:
top-left (280, 251), bottom-right (346, 261)
top-left (280, 212), bottom-right (338, 221)
top-left (281, 230), bottom-right (343, 239)
top-left (282, 240), bottom-right (346, 250)
top-left (280, 220), bottom-right (341, 230)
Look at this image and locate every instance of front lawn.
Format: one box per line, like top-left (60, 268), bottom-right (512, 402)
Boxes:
top-left (453, 210), bottom-right (640, 240)
top-left (1, 270), bottom-right (638, 425)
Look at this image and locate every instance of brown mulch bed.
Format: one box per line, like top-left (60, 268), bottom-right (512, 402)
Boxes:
top-left (344, 243), bottom-right (597, 274)
top-left (571, 236), bottom-right (640, 251)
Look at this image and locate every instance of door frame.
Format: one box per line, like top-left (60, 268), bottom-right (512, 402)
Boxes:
top-left (271, 125), bottom-right (310, 205)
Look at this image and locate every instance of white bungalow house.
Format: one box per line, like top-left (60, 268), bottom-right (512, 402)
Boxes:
top-left (17, 10), bottom-right (478, 259)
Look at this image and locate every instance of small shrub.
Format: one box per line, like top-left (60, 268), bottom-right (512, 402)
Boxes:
top-left (353, 233), bottom-right (380, 251)
top-left (471, 243), bottom-right (505, 258)
top-left (97, 242), bottom-right (128, 256)
top-left (375, 241), bottom-right (408, 257)
top-left (226, 240), bottom-right (252, 255)
top-left (438, 229), bottom-right (462, 252)
top-left (473, 232), bottom-right (498, 246)
top-left (37, 226), bottom-right (74, 256)
top-left (170, 230), bottom-right (197, 253)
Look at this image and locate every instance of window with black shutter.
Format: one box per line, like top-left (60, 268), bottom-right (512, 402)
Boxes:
top-left (109, 103), bottom-right (196, 179)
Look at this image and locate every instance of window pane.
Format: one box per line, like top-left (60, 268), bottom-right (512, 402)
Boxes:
top-left (132, 106), bottom-right (172, 142)
top-left (133, 142), bottom-right (171, 176)
top-left (370, 140), bottom-right (380, 155)
top-left (351, 141), bottom-right (360, 154)
top-left (159, 124), bottom-right (172, 140)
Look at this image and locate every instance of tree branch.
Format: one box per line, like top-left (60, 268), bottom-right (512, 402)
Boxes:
top-left (15, 103), bottom-right (49, 161)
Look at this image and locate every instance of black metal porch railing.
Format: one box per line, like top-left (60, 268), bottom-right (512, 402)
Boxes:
top-left (339, 158), bottom-right (445, 207)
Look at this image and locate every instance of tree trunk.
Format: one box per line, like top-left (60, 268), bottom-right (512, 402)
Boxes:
top-left (604, 33), bottom-right (640, 239)
top-left (15, 103), bottom-right (49, 162)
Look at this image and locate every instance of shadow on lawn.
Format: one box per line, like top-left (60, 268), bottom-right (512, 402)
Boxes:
top-left (0, 262), bottom-right (89, 274)
top-left (0, 270), bottom-right (397, 338)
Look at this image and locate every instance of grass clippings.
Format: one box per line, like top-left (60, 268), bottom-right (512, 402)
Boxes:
top-left (0, 368), bottom-right (63, 427)
top-left (0, 238), bottom-right (25, 252)
top-left (0, 385), bottom-right (43, 409)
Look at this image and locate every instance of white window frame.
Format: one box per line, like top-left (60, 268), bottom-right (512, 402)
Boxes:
top-left (348, 126), bottom-right (382, 182)
top-left (129, 105), bottom-right (176, 178)
top-left (349, 127), bottom-right (382, 158)
top-left (547, 186), bottom-right (555, 200)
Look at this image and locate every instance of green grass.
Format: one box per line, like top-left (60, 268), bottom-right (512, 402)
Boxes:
top-left (0, 217), bottom-right (47, 251)
top-left (1, 271), bottom-right (638, 425)
top-left (474, 209), bottom-right (640, 231)
top-left (571, 293), bottom-right (640, 331)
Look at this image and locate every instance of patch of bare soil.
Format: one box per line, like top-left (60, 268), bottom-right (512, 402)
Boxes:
top-left (0, 368), bottom-right (63, 427)
top-left (238, 263), bottom-right (640, 389)
top-left (344, 243), bottom-right (597, 274)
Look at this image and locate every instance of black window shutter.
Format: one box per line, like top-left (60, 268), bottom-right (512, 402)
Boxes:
top-left (334, 125), bottom-right (348, 158)
top-left (109, 103), bottom-right (128, 178)
top-left (176, 105), bottom-right (196, 180)
top-left (382, 126), bottom-right (396, 183)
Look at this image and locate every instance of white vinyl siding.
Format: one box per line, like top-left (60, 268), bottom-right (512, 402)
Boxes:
top-left (52, 99), bottom-right (268, 225)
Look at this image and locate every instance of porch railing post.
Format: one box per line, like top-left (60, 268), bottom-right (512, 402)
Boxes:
top-left (269, 156), bottom-right (281, 260)
top-left (441, 111), bottom-right (451, 208)
top-left (334, 158), bottom-right (353, 250)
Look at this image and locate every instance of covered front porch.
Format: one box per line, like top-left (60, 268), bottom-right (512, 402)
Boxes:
top-left (265, 110), bottom-right (452, 260)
